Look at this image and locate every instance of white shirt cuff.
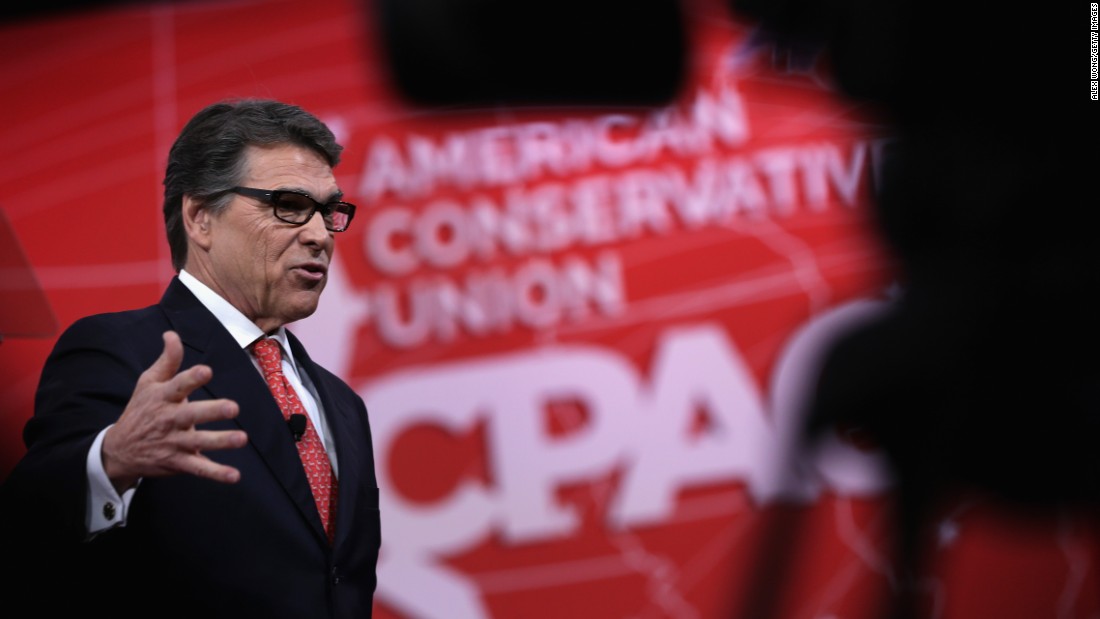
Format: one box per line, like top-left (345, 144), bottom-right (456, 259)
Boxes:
top-left (85, 425), bottom-right (138, 536)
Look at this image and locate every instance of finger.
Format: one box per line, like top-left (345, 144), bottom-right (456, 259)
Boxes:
top-left (176, 453), bottom-right (241, 484)
top-left (143, 331), bottom-right (185, 384)
top-left (181, 428), bottom-right (249, 453)
top-left (163, 363), bottom-right (214, 403)
top-left (172, 399), bottom-right (239, 429)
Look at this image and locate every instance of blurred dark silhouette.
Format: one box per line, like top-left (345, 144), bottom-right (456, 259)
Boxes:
top-left (727, 1), bottom-right (1099, 617)
top-left (370, 0), bottom-right (687, 107)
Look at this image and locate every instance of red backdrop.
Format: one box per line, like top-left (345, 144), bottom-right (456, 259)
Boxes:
top-left (1, 1), bottom-right (1096, 618)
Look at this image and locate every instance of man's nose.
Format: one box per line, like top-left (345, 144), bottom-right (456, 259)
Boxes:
top-left (299, 210), bottom-right (331, 242)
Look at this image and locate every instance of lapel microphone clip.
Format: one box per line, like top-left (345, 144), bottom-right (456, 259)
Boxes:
top-left (288, 414), bottom-right (307, 442)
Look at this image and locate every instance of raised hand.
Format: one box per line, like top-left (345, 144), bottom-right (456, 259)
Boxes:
top-left (101, 330), bottom-right (248, 492)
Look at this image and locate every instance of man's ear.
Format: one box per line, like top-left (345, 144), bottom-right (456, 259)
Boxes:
top-left (182, 195), bottom-right (213, 250)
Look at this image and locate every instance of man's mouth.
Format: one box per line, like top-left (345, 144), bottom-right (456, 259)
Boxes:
top-left (292, 262), bottom-right (328, 281)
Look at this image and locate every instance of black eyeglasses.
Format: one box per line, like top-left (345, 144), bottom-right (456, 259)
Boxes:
top-left (230, 186), bottom-right (356, 232)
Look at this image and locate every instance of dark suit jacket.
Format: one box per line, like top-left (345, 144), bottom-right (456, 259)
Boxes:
top-left (0, 278), bottom-right (380, 618)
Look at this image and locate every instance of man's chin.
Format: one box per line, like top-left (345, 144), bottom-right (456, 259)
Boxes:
top-left (282, 293), bottom-right (323, 324)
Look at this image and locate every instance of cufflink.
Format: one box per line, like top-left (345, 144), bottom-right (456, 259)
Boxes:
top-left (103, 502), bottom-right (116, 520)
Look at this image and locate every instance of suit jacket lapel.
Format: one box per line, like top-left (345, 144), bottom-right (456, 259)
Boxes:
top-left (158, 278), bottom-right (330, 545)
top-left (287, 330), bottom-right (362, 549)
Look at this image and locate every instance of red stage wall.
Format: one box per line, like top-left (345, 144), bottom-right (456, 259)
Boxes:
top-left (1, 1), bottom-right (1096, 618)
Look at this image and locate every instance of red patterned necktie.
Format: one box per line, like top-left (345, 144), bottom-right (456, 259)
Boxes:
top-left (252, 337), bottom-right (337, 542)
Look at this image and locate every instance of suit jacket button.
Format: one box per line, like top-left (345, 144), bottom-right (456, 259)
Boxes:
top-left (331, 567), bottom-right (341, 585)
top-left (102, 502), bottom-right (116, 520)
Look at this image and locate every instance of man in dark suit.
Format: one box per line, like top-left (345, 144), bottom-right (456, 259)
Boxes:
top-left (0, 99), bottom-right (380, 618)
